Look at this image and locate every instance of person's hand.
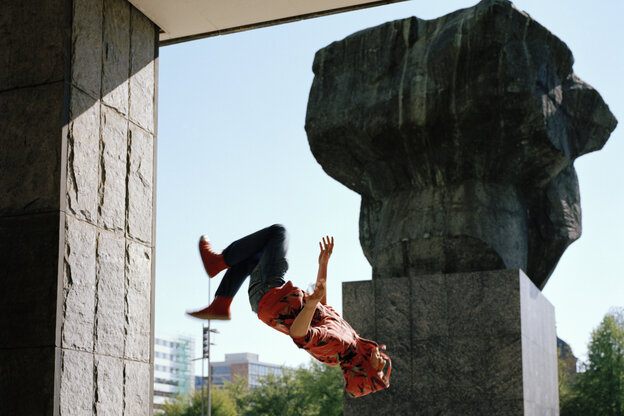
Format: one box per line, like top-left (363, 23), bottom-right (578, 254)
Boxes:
top-left (318, 236), bottom-right (334, 266)
top-left (306, 278), bottom-right (325, 306)
top-left (370, 346), bottom-right (387, 373)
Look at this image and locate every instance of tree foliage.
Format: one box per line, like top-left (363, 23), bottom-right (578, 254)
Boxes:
top-left (245, 361), bottom-right (343, 416)
top-left (161, 360), bottom-right (343, 416)
top-left (222, 376), bottom-right (252, 415)
top-left (161, 387), bottom-right (237, 416)
top-left (560, 308), bottom-right (624, 416)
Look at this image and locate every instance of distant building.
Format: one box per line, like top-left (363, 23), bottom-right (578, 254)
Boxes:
top-left (195, 352), bottom-right (286, 389)
top-left (557, 337), bottom-right (578, 375)
top-left (154, 334), bottom-right (195, 413)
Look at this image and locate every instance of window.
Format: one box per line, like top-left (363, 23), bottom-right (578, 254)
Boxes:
top-left (212, 366), bottom-right (230, 375)
top-left (155, 378), bottom-right (179, 386)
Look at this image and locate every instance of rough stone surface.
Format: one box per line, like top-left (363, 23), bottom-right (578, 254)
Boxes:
top-left (341, 280), bottom-right (376, 339)
top-left (375, 278), bottom-right (410, 406)
top-left (63, 216), bottom-right (96, 351)
top-left (95, 355), bottom-right (124, 415)
top-left (0, 0), bottom-right (66, 90)
top-left (67, 87), bottom-right (100, 223)
top-left (343, 270), bottom-right (557, 415)
top-left (95, 231), bottom-right (126, 357)
top-left (125, 242), bottom-right (152, 362)
top-left (124, 360), bottom-right (152, 416)
top-left (99, 106), bottom-right (128, 231)
top-left (0, 83), bottom-right (64, 216)
top-left (102, 0), bottom-right (130, 114)
top-left (60, 349), bottom-right (94, 416)
top-left (72, 0), bottom-right (103, 98)
top-left (306, 0), bottom-right (618, 289)
top-left (127, 124), bottom-right (154, 244)
top-left (129, 9), bottom-right (155, 133)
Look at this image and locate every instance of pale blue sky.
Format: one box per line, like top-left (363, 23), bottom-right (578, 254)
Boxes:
top-left (156, 0), bottom-right (623, 371)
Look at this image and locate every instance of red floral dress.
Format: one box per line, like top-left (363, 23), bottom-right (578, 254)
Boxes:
top-left (257, 281), bottom-right (391, 397)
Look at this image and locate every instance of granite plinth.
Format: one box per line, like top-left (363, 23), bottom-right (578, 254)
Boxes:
top-left (342, 270), bottom-right (558, 415)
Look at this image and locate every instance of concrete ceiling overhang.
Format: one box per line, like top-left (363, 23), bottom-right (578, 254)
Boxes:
top-left (128, 0), bottom-right (407, 46)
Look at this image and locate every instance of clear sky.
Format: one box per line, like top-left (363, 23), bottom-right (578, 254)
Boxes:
top-left (155, 0), bottom-right (623, 372)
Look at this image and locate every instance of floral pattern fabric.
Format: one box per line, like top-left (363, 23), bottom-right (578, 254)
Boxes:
top-left (257, 281), bottom-right (391, 397)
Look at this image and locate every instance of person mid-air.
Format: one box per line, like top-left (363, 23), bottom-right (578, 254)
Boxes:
top-left (187, 224), bottom-right (391, 398)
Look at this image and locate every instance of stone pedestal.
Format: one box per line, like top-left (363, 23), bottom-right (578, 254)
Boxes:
top-left (343, 270), bottom-right (558, 415)
top-left (0, 0), bottom-right (157, 414)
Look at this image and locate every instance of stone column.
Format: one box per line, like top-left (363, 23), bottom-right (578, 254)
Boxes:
top-left (0, 0), bottom-right (157, 414)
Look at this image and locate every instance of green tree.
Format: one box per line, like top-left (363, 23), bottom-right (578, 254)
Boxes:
top-left (223, 376), bottom-right (252, 415)
top-left (245, 368), bottom-right (308, 416)
top-left (161, 360), bottom-right (343, 416)
top-left (245, 361), bottom-right (343, 416)
top-left (558, 346), bottom-right (579, 414)
top-left (561, 308), bottom-right (624, 416)
top-left (161, 386), bottom-right (237, 416)
top-left (295, 361), bottom-right (343, 416)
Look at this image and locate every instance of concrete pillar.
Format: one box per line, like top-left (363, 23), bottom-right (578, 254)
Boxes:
top-left (0, 0), bottom-right (157, 414)
top-left (342, 270), bottom-right (559, 415)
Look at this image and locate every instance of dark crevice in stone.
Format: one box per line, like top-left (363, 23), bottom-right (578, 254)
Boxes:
top-left (124, 128), bottom-right (132, 240)
top-left (97, 115), bottom-right (106, 225)
top-left (93, 232), bottom-right (101, 356)
top-left (66, 123), bottom-right (79, 217)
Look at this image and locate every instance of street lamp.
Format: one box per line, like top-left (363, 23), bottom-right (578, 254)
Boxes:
top-left (200, 325), bottom-right (218, 416)
top-left (199, 277), bottom-right (218, 416)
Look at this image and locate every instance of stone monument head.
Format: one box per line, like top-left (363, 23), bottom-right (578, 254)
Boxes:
top-left (305, 0), bottom-right (617, 289)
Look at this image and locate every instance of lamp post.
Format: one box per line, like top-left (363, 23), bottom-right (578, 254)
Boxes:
top-left (201, 325), bottom-right (218, 416)
top-left (199, 277), bottom-right (218, 416)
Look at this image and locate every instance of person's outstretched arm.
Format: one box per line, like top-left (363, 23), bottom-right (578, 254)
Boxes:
top-left (315, 235), bottom-right (333, 305)
top-left (290, 236), bottom-right (333, 338)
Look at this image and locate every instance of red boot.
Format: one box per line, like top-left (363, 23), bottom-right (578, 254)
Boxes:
top-left (199, 235), bottom-right (229, 277)
top-left (187, 296), bottom-right (233, 320)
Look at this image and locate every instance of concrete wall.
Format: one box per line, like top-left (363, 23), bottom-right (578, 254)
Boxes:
top-left (0, 0), bottom-right (158, 414)
top-left (342, 270), bottom-right (558, 415)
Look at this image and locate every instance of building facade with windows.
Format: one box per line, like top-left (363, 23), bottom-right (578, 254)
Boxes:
top-left (196, 352), bottom-right (285, 389)
top-left (154, 334), bottom-right (195, 412)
